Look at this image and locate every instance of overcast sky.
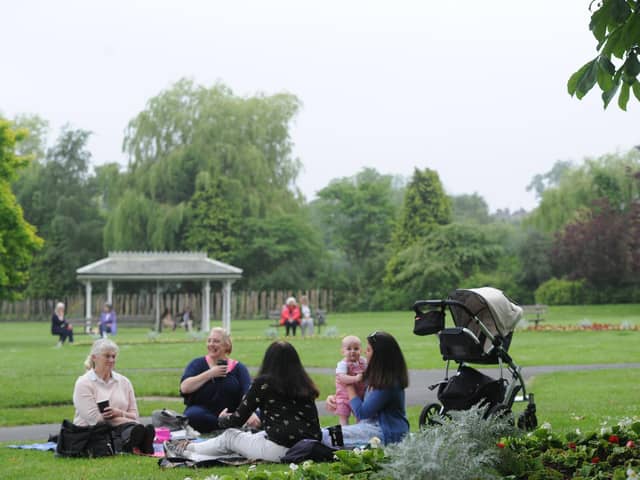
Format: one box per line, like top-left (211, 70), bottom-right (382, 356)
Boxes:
top-left (2, 0), bottom-right (639, 212)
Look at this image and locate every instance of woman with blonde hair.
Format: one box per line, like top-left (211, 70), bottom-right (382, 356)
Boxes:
top-left (73, 338), bottom-right (155, 454)
top-left (180, 327), bottom-right (256, 433)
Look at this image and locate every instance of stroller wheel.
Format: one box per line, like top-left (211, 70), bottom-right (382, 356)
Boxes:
top-left (418, 403), bottom-right (445, 428)
top-left (485, 403), bottom-right (513, 424)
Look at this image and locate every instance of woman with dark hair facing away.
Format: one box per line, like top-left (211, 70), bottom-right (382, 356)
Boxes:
top-left (180, 327), bottom-right (256, 433)
top-left (165, 341), bottom-right (322, 462)
top-left (323, 331), bottom-right (410, 448)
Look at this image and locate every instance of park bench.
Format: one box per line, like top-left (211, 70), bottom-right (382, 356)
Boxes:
top-left (268, 310), bottom-right (281, 328)
top-left (75, 315), bottom-right (156, 334)
top-left (266, 309), bottom-right (328, 333)
top-left (521, 304), bottom-right (547, 327)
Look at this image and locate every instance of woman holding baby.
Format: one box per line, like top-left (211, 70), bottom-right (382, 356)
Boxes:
top-left (325, 331), bottom-right (410, 447)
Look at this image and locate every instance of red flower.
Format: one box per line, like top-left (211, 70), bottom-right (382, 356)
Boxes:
top-left (496, 442), bottom-right (505, 449)
top-left (627, 440), bottom-right (636, 448)
top-left (591, 457), bottom-right (600, 464)
top-left (608, 435), bottom-right (620, 444)
top-left (567, 442), bottom-right (577, 450)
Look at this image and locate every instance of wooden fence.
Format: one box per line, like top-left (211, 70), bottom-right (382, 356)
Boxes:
top-left (0, 289), bottom-right (333, 322)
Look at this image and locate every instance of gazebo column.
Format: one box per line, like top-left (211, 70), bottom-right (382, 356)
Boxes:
top-left (154, 281), bottom-right (161, 332)
top-left (201, 280), bottom-right (211, 332)
top-left (84, 281), bottom-right (92, 334)
top-left (222, 280), bottom-right (234, 333)
top-left (106, 280), bottom-right (113, 304)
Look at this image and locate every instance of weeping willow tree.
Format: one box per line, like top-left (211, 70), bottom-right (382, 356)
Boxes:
top-left (104, 79), bottom-right (304, 252)
top-left (526, 150), bottom-right (640, 233)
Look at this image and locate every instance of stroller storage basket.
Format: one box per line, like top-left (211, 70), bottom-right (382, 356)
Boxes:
top-left (438, 366), bottom-right (505, 411)
top-left (414, 310), bottom-right (445, 336)
top-left (439, 327), bottom-right (513, 364)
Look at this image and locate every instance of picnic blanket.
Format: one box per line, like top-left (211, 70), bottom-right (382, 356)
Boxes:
top-left (8, 441), bottom-right (165, 457)
top-left (7, 442), bottom-right (57, 451)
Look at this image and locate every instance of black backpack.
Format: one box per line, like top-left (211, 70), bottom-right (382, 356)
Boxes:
top-left (56, 420), bottom-right (115, 457)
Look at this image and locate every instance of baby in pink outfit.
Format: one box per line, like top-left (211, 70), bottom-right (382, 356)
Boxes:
top-left (333, 335), bottom-right (367, 425)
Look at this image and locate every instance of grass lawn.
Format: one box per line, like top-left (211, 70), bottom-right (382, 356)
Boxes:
top-left (0, 304), bottom-right (638, 479)
top-left (0, 304), bottom-right (639, 425)
top-left (1, 368), bottom-right (639, 480)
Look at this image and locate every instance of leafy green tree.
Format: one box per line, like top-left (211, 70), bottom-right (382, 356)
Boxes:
top-left (451, 193), bottom-right (490, 224)
top-left (13, 126), bottom-right (104, 298)
top-left (12, 114), bottom-right (49, 159)
top-left (234, 213), bottom-right (323, 290)
top-left (0, 119), bottom-right (43, 299)
top-left (393, 167), bottom-right (451, 249)
top-left (103, 190), bottom-right (154, 251)
top-left (516, 229), bottom-right (553, 293)
top-left (527, 150), bottom-right (640, 232)
top-left (106, 79), bottom-right (304, 254)
top-left (526, 160), bottom-right (573, 199)
top-left (569, 0), bottom-right (640, 109)
top-left (184, 172), bottom-right (239, 262)
top-left (314, 168), bottom-right (398, 307)
top-left (122, 79), bottom-right (301, 214)
top-left (91, 163), bottom-right (125, 213)
top-left (386, 223), bottom-right (504, 305)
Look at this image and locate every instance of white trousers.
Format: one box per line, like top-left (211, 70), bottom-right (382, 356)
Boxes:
top-left (300, 318), bottom-right (314, 336)
top-left (188, 429), bottom-right (288, 462)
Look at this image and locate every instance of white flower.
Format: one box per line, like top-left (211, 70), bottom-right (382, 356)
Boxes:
top-left (203, 476), bottom-right (221, 480)
top-left (248, 465), bottom-right (257, 471)
top-left (575, 428), bottom-right (581, 435)
top-left (541, 422), bottom-right (552, 431)
top-left (289, 463), bottom-right (299, 471)
top-left (369, 436), bottom-right (382, 449)
top-left (302, 460), bottom-right (313, 470)
top-left (627, 468), bottom-right (638, 480)
top-left (619, 417), bottom-right (633, 427)
top-left (353, 447), bottom-right (362, 455)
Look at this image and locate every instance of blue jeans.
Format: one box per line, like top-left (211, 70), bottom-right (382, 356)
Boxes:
top-left (321, 418), bottom-right (383, 448)
top-left (184, 405), bottom-right (220, 433)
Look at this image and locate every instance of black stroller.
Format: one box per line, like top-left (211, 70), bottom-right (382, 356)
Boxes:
top-left (413, 287), bottom-right (538, 430)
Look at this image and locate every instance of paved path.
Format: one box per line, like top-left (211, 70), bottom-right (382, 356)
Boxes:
top-left (2, 363), bottom-right (639, 442)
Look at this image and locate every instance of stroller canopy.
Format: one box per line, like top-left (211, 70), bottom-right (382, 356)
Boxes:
top-left (448, 287), bottom-right (522, 339)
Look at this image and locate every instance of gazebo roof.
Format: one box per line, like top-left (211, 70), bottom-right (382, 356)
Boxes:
top-left (76, 251), bottom-right (243, 281)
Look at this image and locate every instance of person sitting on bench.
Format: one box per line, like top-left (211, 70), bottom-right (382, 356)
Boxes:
top-left (51, 302), bottom-right (74, 347)
top-left (98, 302), bottom-right (117, 338)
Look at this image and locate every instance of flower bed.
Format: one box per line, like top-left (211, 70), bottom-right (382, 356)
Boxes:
top-left (498, 419), bottom-right (640, 479)
top-left (526, 323), bottom-right (639, 332)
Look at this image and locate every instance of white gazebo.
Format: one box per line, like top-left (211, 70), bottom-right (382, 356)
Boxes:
top-left (76, 251), bottom-right (243, 333)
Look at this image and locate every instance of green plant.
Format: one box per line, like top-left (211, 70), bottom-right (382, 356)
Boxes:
top-left (535, 278), bottom-right (586, 305)
top-left (377, 405), bottom-right (515, 480)
top-left (498, 418), bottom-right (640, 479)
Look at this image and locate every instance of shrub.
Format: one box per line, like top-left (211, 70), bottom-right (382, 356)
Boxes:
top-left (535, 278), bottom-right (585, 305)
top-left (376, 405), bottom-right (515, 480)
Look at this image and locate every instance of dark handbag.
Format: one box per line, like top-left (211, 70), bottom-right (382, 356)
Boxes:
top-left (56, 420), bottom-right (114, 457)
top-left (281, 439), bottom-right (338, 463)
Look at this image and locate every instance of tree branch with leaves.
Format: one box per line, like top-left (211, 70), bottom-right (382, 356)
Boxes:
top-left (569, 0), bottom-right (640, 109)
